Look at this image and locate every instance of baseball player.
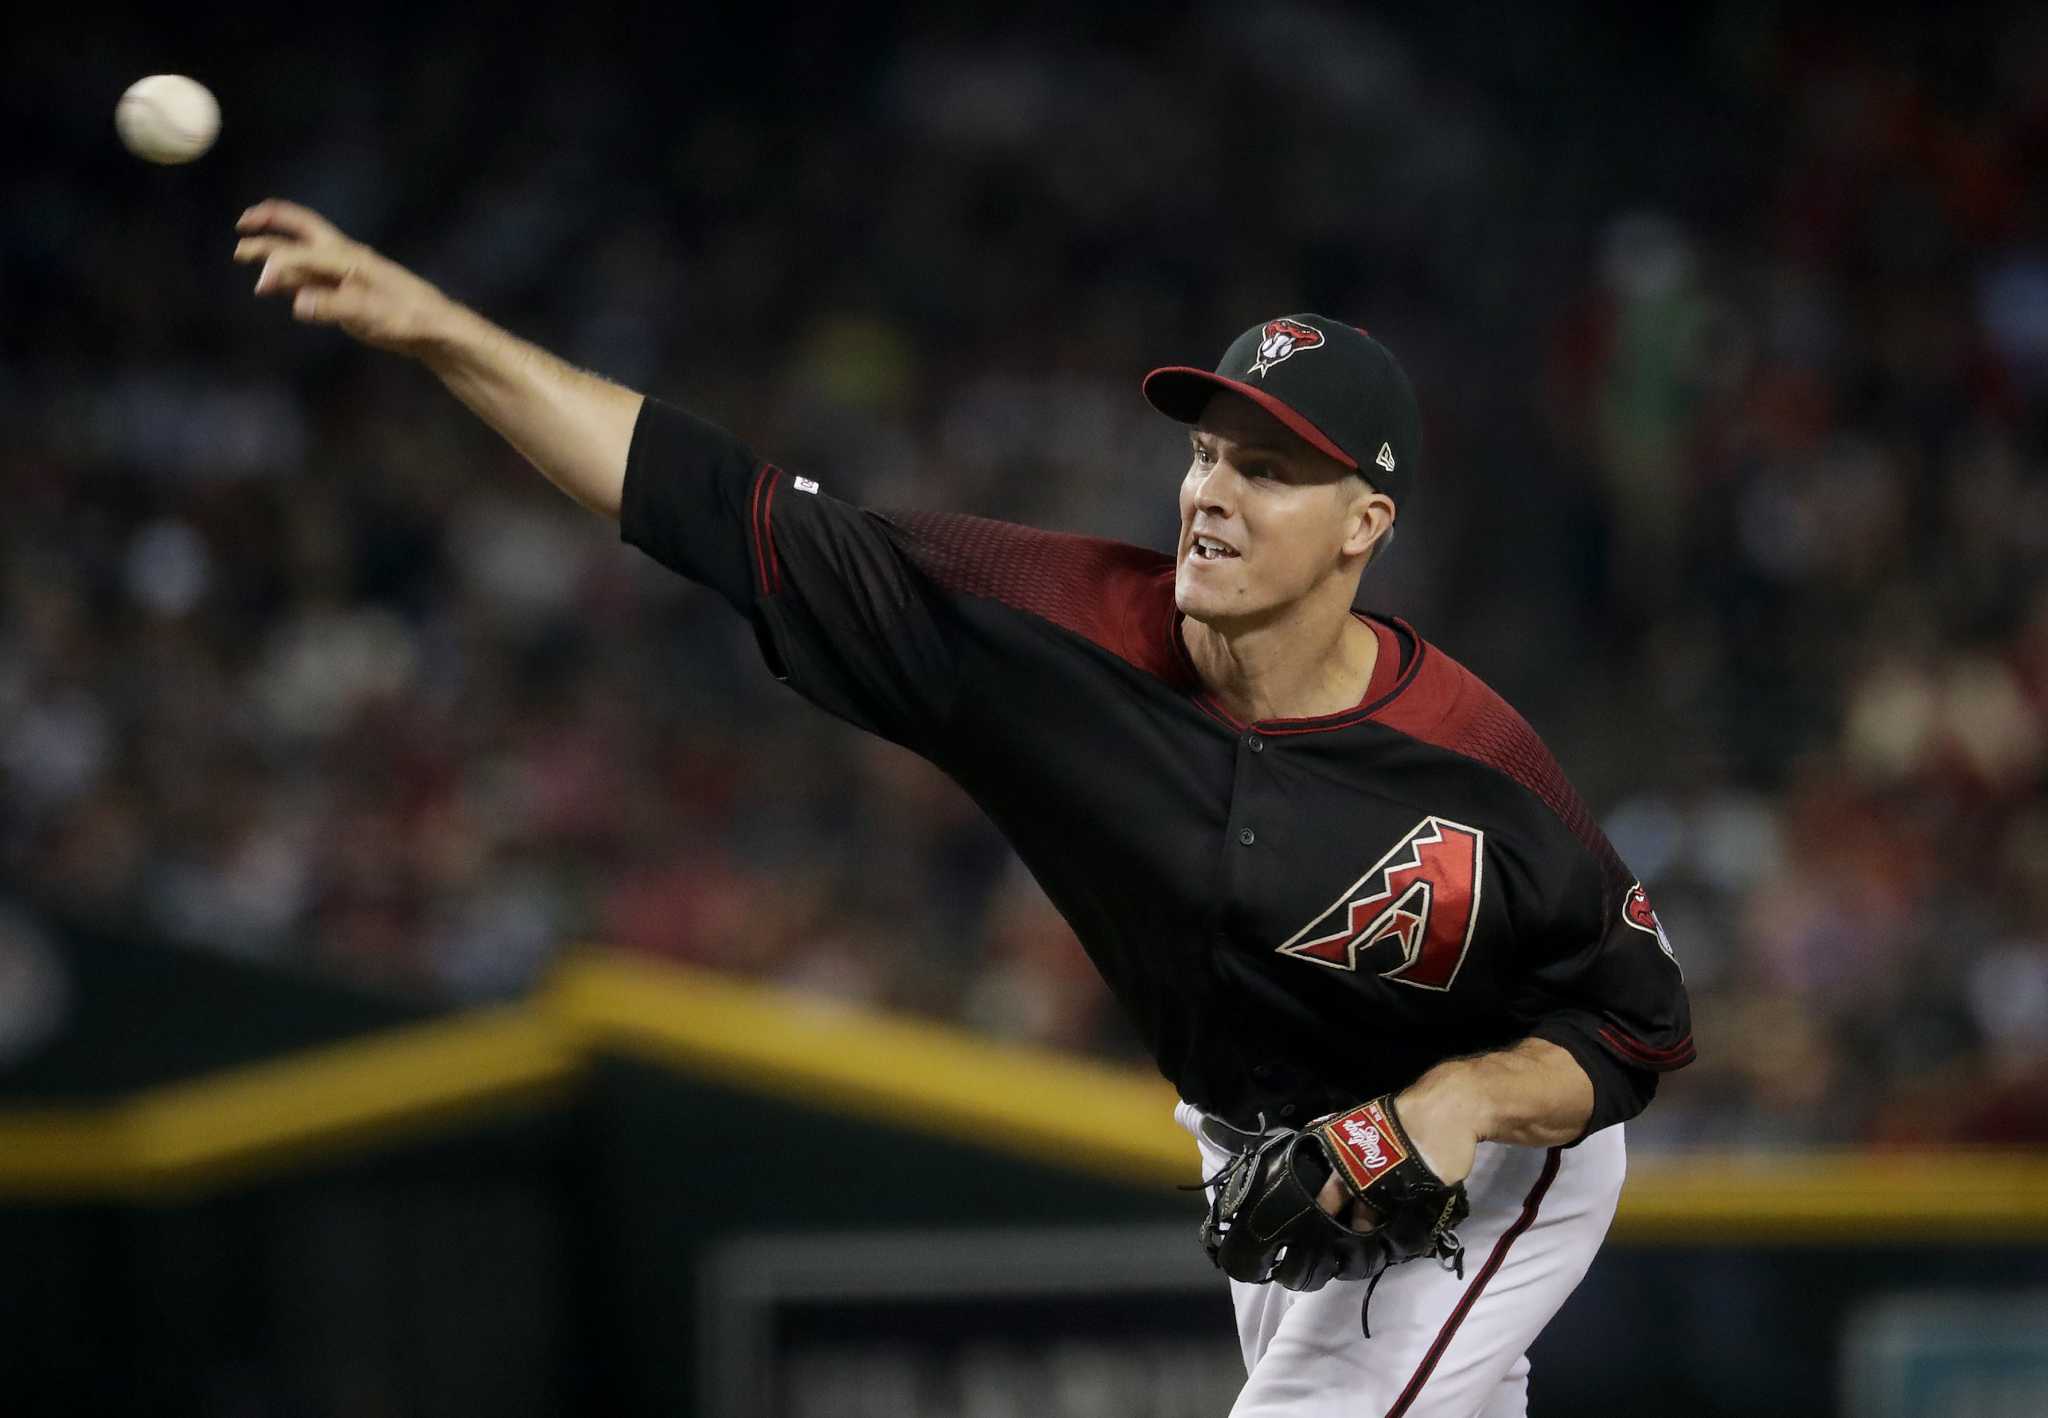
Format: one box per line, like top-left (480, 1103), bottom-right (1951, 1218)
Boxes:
top-left (235, 200), bottom-right (1695, 1418)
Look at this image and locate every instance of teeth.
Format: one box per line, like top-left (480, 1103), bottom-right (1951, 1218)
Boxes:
top-left (1194, 536), bottom-right (1235, 559)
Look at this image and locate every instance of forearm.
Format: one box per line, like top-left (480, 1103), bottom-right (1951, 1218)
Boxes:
top-left (1400, 1037), bottom-right (1594, 1153)
top-left (1314, 1036), bottom-right (1595, 1216)
top-left (418, 304), bottom-right (643, 520)
top-left (236, 200), bottom-right (645, 518)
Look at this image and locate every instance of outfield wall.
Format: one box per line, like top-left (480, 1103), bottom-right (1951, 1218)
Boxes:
top-left (2, 946), bottom-right (2043, 1416)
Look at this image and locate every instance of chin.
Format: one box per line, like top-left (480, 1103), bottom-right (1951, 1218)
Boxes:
top-left (1174, 575), bottom-right (1247, 625)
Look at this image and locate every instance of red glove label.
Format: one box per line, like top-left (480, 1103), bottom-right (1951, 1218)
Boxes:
top-left (1321, 1100), bottom-right (1408, 1193)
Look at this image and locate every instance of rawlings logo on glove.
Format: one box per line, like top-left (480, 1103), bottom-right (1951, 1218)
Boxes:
top-left (1326, 1101), bottom-right (1407, 1190)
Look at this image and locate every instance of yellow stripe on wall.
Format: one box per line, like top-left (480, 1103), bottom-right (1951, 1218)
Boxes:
top-left (1, 947), bottom-right (2046, 1241)
top-left (547, 950), bottom-right (1188, 1188)
top-left (0, 1005), bottom-right (579, 1200)
top-left (0, 1109), bottom-right (129, 1193)
top-left (1613, 1150), bottom-right (2048, 1242)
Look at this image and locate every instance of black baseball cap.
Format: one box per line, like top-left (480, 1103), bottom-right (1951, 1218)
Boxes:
top-left (1142, 315), bottom-right (1421, 505)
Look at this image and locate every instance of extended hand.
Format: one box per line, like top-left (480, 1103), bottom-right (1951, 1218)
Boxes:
top-left (234, 200), bottom-right (454, 355)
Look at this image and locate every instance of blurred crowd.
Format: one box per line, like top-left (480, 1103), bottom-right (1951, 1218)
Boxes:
top-left (3, 4), bottom-right (2046, 1146)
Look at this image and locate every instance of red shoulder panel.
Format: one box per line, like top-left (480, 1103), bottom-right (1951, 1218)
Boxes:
top-left (880, 510), bottom-right (1193, 687)
top-left (1373, 645), bottom-right (1628, 885)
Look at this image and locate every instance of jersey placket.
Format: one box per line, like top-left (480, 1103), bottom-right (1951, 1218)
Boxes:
top-left (1212, 723), bottom-right (1313, 1124)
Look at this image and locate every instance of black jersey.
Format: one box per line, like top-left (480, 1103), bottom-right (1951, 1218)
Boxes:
top-left (619, 399), bottom-right (1695, 1136)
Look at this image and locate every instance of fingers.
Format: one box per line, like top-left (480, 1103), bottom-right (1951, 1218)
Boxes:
top-left (233, 200), bottom-right (372, 299)
top-left (1316, 1171), bottom-right (1379, 1232)
top-left (232, 235), bottom-right (291, 264)
top-left (235, 199), bottom-right (336, 241)
top-left (253, 252), bottom-right (336, 296)
top-left (1316, 1172), bottom-right (1348, 1218)
top-left (249, 242), bottom-right (364, 296)
top-left (290, 282), bottom-right (362, 326)
top-left (235, 200), bottom-right (414, 347)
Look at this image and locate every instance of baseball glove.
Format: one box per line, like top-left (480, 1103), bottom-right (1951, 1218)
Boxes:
top-left (1197, 1095), bottom-right (1469, 1332)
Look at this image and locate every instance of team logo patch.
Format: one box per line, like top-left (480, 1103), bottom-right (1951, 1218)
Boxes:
top-left (1622, 881), bottom-right (1677, 963)
top-left (1247, 319), bottom-right (1326, 378)
top-left (1276, 817), bottom-right (1485, 991)
top-left (1321, 1100), bottom-right (1407, 1192)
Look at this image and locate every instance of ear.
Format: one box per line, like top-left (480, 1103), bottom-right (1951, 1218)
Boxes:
top-left (1340, 483), bottom-right (1397, 560)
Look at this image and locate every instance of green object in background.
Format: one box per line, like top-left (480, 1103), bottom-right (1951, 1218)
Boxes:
top-left (1842, 1292), bottom-right (2048, 1418)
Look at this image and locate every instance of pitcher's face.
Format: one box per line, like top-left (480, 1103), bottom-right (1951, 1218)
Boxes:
top-left (1175, 392), bottom-right (1385, 627)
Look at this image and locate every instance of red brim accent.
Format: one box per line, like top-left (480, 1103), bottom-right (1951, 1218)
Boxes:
top-left (1141, 367), bottom-right (1358, 469)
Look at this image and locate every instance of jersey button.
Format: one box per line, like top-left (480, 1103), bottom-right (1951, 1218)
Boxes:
top-left (1246, 734), bottom-right (1263, 753)
top-left (1237, 827), bottom-right (1256, 847)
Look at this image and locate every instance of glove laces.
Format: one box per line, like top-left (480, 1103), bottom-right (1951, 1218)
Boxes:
top-left (1358, 1228), bottom-right (1466, 1337)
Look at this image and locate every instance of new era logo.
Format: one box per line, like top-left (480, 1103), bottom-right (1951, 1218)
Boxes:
top-left (1376, 443), bottom-right (1396, 473)
top-left (794, 476), bottom-right (820, 494)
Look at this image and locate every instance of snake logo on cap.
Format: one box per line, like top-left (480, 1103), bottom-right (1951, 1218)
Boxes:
top-left (1247, 319), bottom-right (1326, 377)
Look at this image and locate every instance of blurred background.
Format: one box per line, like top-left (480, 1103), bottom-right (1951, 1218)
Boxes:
top-left (3, 1), bottom-right (2047, 1415)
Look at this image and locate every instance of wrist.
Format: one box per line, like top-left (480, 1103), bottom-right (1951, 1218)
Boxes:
top-left (1400, 1059), bottom-right (1497, 1144)
top-left (413, 295), bottom-right (486, 368)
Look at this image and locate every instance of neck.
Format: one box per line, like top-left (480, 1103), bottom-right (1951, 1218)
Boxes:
top-left (1184, 595), bottom-right (1379, 723)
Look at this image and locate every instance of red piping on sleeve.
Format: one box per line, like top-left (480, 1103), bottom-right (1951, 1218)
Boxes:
top-left (1598, 1026), bottom-right (1697, 1069)
top-left (759, 465), bottom-right (784, 594)
top-left (746, 463), bottom-right (782, 597)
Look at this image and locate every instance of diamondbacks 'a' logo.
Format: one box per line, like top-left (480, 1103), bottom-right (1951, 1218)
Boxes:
top-left (1276, 817), bottom-right (1485, 990)
top-left (1247, 319), bottom-right (1326, 377)
top-left (1622, 881), bottom-right (1678, 965)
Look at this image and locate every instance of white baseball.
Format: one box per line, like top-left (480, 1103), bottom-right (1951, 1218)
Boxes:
top-left (115, 75), bottom-right (221, 165)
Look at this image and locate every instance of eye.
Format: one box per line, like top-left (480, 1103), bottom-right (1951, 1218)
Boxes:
top-left (1191, 442), bottom-right (1216, 467)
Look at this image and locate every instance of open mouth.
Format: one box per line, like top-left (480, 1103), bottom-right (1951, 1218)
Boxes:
top-left (1190, 535), bottom-right (1240, 562)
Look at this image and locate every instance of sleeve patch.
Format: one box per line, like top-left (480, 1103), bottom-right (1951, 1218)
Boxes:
top-left (1622, 881), bottom-right (1679, 968)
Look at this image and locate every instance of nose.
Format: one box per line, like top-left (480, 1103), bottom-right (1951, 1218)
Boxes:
top-left (1191, 461), bottom-right (1239, 518)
